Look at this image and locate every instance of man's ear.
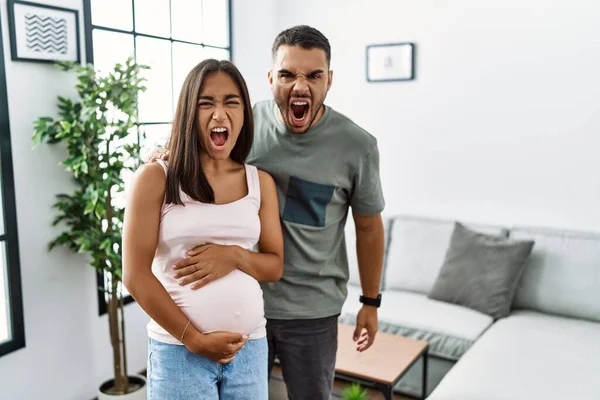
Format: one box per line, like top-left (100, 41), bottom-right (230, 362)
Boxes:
top-left (268, 69), bottom-right (274, 88)
top-left (327, 70), bottom-right (334, 90)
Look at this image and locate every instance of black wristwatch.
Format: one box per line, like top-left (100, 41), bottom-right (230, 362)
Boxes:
top-left (359, 293), bottom-right (382, 308)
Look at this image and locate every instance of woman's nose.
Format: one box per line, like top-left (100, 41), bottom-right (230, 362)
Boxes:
top-left (212, 106), bottom-right (226, 121)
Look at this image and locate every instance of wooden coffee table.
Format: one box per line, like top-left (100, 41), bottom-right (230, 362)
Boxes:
top-left (335, 323), bottom-right (429, 400)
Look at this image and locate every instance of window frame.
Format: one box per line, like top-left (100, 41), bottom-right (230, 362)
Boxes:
top-left (0, 9), bottom-right (25, 357)
top-left (82, 0), bottom-right (233, 315)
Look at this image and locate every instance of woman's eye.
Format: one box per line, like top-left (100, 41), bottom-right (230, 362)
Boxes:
top-left (226, 101), bottom-right (241, 106)
top-left (198, 102), bottom-right (213, 108)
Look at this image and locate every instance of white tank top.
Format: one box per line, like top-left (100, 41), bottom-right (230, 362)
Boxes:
top-left (147, 160), bottom-right (266, 344)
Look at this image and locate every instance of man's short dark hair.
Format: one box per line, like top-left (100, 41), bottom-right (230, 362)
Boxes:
top-left (272, 25), bottom-right (331, 66)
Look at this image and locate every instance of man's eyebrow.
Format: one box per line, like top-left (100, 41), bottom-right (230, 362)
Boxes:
top-left (278, 69), bottom-right (326, 75)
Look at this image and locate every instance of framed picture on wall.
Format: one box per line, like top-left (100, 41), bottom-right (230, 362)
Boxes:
top-left (366, 43), bottom-right (415, 82)
top-left (7, 0), bottom-right (81, 63)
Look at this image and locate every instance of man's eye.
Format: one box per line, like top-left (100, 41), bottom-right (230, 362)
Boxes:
top-left (310, 74), bottom-right (321, 79)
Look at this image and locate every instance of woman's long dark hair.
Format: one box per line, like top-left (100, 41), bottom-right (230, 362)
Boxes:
top-left (165, 59), bottom-right (254, 204)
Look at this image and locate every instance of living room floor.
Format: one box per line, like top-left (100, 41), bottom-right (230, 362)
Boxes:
top-left (269, 366), bottom-right (412, 399)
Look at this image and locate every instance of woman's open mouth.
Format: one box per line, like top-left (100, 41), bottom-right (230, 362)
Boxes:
top-left (288, 100), bottom-right (310, 128)
top-left (209, 127), bottom-right (229, 150)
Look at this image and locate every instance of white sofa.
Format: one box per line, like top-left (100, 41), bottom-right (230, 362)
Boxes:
top-left (340, 215), bottom-right (600, 399)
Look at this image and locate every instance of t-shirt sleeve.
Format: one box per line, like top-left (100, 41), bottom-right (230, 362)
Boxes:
top-left (350, 143), bottom-right (385, 215)
top-left (245, 103), bottom-right (260, 165)
top-left (246, 142), bottom-right (257, 165)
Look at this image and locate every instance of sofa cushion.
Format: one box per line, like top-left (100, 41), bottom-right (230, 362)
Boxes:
top-left (384, 215), bottom-right (508, 294)
top-left (340, 284), bottom-right (493, 360)
top-left (346, 216), bottom-right (392, 287)
top-left (428, 222), bottom-right (534, 319)
top-left (427, 311), bottom-right (600, 400)
top-left (511, 227), bottom-right (600, 323)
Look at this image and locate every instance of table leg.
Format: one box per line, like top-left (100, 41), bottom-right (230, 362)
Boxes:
top-left (422, 348), bottom-right (428, 400)
top-left (375, 383), bottom-right (394, 400)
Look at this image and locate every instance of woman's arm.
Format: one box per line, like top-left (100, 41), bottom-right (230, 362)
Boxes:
top-left (122, 163), bottom-right (194, 338)
top-left (234, 170), bottom-right (284, 282)
top-left (122, 164), bottom-right (247, 362)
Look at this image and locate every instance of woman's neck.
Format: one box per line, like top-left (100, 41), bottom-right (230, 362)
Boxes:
top-left (199, 153), bottom-right (237, 174)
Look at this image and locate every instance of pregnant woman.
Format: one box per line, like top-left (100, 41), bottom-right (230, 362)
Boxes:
top-left (122, 59), bottom-right (283, 399)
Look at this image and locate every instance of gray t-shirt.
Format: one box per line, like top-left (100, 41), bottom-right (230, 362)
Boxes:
top-left (247, 100), bottom-right (385, 319)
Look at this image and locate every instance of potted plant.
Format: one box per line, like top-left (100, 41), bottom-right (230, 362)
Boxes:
top-left (342, 382), bottom-right (369, 400)
top-left (32, 57), bottom-right (148, 398)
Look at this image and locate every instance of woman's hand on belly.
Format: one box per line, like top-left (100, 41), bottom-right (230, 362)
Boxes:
top-left (183, 327), bottom-right (249, 364)
top-left (173, 244), bottom-right (240, 289)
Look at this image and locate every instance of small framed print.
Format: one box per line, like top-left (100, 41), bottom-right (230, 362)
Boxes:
top-left (8, 0), bottom-right (81, 63)
top-left (366, 43), bottom-right (415, 82)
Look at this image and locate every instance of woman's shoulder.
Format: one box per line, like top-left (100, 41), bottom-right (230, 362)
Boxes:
top-left (137, 161), bottom-right (167, 178)
top-left (130, 162), bottom-right (167, 196)
top-left (255, 168), bottom-right (274, 182)
top-left (255, 168), bottom-right (276, 194)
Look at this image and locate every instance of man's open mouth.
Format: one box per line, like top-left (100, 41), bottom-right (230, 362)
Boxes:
top-left (210, 127), bottom-right (229, 148)
top-left (289, 100), bottom-right (310, 127)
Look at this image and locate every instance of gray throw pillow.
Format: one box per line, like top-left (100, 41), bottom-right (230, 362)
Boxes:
top-left (428, 222), bottom-right (534, 319)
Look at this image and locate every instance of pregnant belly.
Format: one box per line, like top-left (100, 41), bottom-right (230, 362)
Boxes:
top-left (170, 269), bottom-right (265, 336)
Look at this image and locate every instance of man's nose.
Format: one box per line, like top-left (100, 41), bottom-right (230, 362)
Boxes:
top-left (292, 76), bottom-right (309, 95)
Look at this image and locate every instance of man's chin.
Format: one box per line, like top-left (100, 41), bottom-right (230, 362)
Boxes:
top-left (286, 121), bottom-right (314, 134)
top-left (288, 123), bottom-right (310, 133)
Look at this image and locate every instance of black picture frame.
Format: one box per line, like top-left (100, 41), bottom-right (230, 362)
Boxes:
top-left (0, 2), bottom-right (25, 357)
top-left (7, 0), bottom-right (81, 63)
top-left (366, 42), bottom-right (415, 83)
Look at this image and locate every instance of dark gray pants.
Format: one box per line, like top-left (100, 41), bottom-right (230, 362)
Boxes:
top-left (267, 315), bottom-right (338, 400)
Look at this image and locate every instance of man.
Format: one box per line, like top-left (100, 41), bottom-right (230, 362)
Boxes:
top-left (153, 25), bottom-right (385, 399)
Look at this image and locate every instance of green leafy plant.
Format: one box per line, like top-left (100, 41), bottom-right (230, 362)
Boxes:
top-left (32, 57), bottom-right (147, 394)
top-left (342, 382), bottom-right (369, 400)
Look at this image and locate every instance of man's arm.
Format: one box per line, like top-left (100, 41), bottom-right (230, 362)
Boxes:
top-left (352, 211), bottom-right (385, 352)
top-left (354, 212), bottom-right (385, 298)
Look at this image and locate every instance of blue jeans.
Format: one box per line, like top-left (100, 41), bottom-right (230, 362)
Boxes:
top-left (147, 337), bottom-right (268, 399)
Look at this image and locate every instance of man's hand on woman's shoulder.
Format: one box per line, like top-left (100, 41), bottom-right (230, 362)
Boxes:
top-left (145, 145), bottom-right (169, 163)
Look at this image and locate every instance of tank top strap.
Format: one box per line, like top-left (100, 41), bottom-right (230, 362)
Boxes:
top-left (155, 159), bottom-right (168, 176)
top-left (245, 164), bottom-right (261, 204)
top-left (154, 159), bottom-right (179, 219)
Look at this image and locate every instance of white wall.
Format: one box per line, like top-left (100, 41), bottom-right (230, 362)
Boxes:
top-left (0, 1), bottom-right (148, 399)
top-left (236, 0), bottom-right (600, 232)
top-left (232, 0), bottom-right (278, 103)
